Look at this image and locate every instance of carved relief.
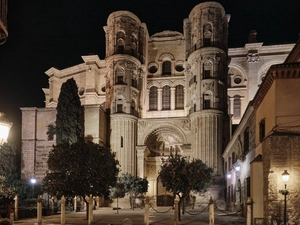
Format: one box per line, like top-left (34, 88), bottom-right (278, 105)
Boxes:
top-left (247, 53), bottom-right (259, 62)
top-left (138, 121), bottom-right (147, 132)
top-left (182, 120), bottom-right (191, 130)
top-left (115, 87), bottom-right (126, 96)
top-left (203, 81), bottom-right (214, 91)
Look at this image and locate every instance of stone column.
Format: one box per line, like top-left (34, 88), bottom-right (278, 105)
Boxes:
top-left (146, 89), bottom-right (150, 111)
top-left (61, 195), bottom-right (66, 224)
top-left (136, 145), bottom-right (147, 178)
top-left (209, 196), bottom-right (214, 225)
top-left (157, 88), bottom-right (162, 111)
top-left (246, 197), bottom-right (253, 225)
top-left (174, 195), bottom-right (180, 225)
top-left (229, 97), bottom-right (234, 115)
top-left (14, 195), bottom-right (18, 220)
top-left (171, 87), bottom-right (176, 110)
top-left (144, 196), bottom-right (150, 225)
top-left (37, 195), bottom-right (43, 224)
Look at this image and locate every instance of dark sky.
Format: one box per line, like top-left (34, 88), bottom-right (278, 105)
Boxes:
top-left (0, 0), bottom-right (299, 142)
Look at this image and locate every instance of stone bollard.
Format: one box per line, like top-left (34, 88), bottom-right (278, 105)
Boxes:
top-left (95, 196), bottom-right (100, 210)
top-left (9, 212), bottom-right (14, 225)
top-left (85, 195), bottom-right (94, 225)
top-left (209, 196), bottom-right (214, 225)
top-left (61, 195), bottom-right (66, 224)
top-left (144, 196), bottom-right (150, 225)
top-left (14, 195), bottom-right (18, 220)
top-left (51, 196), bottom-right (55, 214)
top-left (246, 197), bottom-right (253, 225)
top-left (73, 196), bottom-right (77, 212)
top-left (37, 195), bottom-right (43, 224)
top-left (174, 195), bottom-right (180, 225)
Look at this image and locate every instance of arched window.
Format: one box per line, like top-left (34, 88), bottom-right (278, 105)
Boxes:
top-left (162, 61), bottom-right (171, 76)
top-left (203, 61), bottom-right (212, 79)
top-left (175, 85), bottom-right (184, 109)
top-left (243, 127), bottom-right (249, 153)
top-left (162, 86), bottom-right (171, 110)
top-left (149, 86), bottom-right (158, 111)
top-left (203, 93), bottom-right (211, 109)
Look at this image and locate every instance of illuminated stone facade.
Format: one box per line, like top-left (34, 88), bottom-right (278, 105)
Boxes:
top-left (21, 1), bottom-right (295, 207)
top-left (223, 40), bottom-right (300, 223)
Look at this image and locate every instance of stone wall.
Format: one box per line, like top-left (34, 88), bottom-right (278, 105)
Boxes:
top-left (263, 135), bottom-right (300, 224)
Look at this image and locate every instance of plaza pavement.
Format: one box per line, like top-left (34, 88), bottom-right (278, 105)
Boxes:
top-left (13, 207), bottom-right (246, 225)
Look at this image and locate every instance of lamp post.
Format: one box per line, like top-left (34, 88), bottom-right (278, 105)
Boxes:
top-left (31, 178), bottom-right (37, 197)
top-left (279, 170), bottom-right (289, 225)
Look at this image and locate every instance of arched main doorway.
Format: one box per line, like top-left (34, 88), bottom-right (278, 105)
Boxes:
top-left (143, 124), bottom-right (188, 206)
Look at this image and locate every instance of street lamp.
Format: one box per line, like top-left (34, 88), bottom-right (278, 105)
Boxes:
top-left (31, 178), bottom-right (37, 197)
top-left (279, 170), bottom-right (290, 225)
top-left (0, 112), bottom-right (12, 144)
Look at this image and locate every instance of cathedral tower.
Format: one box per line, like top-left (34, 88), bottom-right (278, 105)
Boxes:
top-left (103, 11), bottom-right (148, 175)
top-left (184, 2), bottom-right (230, 176)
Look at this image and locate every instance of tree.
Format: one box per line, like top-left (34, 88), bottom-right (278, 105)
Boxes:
top-left (159, 154), bottom-right (213, 215)
top-left (118, 173), bottom-right (148, 209)
top-left (42, 141), bottom-right (120, 203)
top-left (0, 143), bottom-right (18, 203)
top-left (109, 182), bottom-right (125, 214)
top-left (56, 78), bottom-right (83, 144)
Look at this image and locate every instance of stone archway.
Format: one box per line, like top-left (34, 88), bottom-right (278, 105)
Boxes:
top-left (143, 124), bottom-right (187, 205)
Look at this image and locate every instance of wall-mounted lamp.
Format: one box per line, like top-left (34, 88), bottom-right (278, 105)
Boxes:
top-left (227, 174), bottom-right (231, 179)
top-left (235, 166), bottom-right (241, 172)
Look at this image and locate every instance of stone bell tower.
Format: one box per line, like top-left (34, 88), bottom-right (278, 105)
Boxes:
top-left (184, 2), bottom-right (230, 178)
top-left (103, 11), bottom-right (148, 175)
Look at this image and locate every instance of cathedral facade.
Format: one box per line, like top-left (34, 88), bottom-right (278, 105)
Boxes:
top-left (20, 1), bottom-right (294, 205)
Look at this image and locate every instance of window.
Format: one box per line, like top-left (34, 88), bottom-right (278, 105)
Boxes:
top-left (244, 127), bottom-right (249, 153)
top-left (233, 96), bottom-right (241, 118)
top-left (246, 177), bottom-right (250, 197)
top-left (162, 86), bottom-right (171, 110)
top-left (259, 119), bottom-right (265, 142)
top-left (232, 152), bottom-right (235, 165)
top-left (175, 85), bottom-right (184, 109)
top-left (117, 76), bottom-right (124, 84)
top-left (203, 93), bottom-right (211, 109)
top-left (121, 136), bottom-right (123, 148)
top-left (132, 79), bottom-right (137, 88)
top-left (149, 86), bottom-right (158, 110)
top-left (117, 104), bottom-right (123, 113)
top-left (203, 62), bottom-right (212, 79)
top-left (162, 61), bottom-right (171, 75)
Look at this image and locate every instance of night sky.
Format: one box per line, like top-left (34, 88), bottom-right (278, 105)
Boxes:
top-left (0, 0), bottom-right (299, 142)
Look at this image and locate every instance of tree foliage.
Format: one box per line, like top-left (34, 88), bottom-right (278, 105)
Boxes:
top-left (56, 78), bottom-right (83, 144)
top-left (119, 173), bottom-right (148, 197)
top-left (42, 141), bottom-right (120, 200)
top-left (159, 154), bottom-right (213, 199)
top-left (0, 143), bottom-right (18, 202)
top-left (117, 173), bottom-right (148, 209)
